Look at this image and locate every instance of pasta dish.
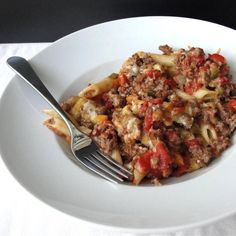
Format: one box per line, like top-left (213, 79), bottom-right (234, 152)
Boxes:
top-left (43, 45), bottom-right (236, 185)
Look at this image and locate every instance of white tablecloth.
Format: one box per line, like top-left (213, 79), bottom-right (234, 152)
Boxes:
top-left (0, 43), bottom-right (236, 236)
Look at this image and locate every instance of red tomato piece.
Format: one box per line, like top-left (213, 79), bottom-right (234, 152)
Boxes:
top-left (219, 76), bottom-right (229, 85)
top-left (146, 70), bottom-right (161, 78)
top-left (164, 79), bottom-right (177, 88)
top-left (150, 98), bottom-right (163, 105)
top-left (118, 74), bottom-right (128, 86)
top-left (208, 53), bottom-right (226, 63)
top-left (155, 142), bottom-right (172, 170)
top-left (184, 81), bottom-right (202, 95)
top-left (195, 55), bottom-right (205, 66)
top-left (173, 106), bottom-right (185, 113)
top-left (185, 138), bottom-right (200, 146)
top-left (228, 99), bottom-right (236, 111)
top-left (140, 101), bottom-right (149, 113)
top-left (175, 164), bottom-right (188, 177)
top-left (144, 112), bottom-right (153, 132)
top-left (135, 151), bottom-right (153, 173)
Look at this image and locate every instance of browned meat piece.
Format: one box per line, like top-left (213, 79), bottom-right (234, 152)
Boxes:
top-left (201, 108), bottom-right (217, 124)
top-left (121, 143), bottom-right (148, 161)
top-left (224, 83), bottom-right (236, 97)
top-left (211, 136), bottom-right (231, 156)
top-left (103, 89), bottom-right (126, 108)
top-left (120, 52), bottom-right (155, 76)
top-left (164, 128), bottom-right (182, 148)
top-left (132, 75), bottom-right (173, 99)
top-left (92, 122), bottom-right (118, 155)
top-left (215, 122), bottom-right (231, 136)
top-left (176, 47), bottom-right (206, 78)
top-left (187, 47), bottom-right (205, 58)
top-left (217, 103), bottom-right (236, 132)
top-left (188, 145), bottom-right (212, 164)
top-left (159, 45), bottom-right (173, 55)
top-left (118, 84), bottom-right (133, 98)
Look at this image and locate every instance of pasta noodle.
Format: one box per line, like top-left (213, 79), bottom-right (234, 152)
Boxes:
top-left (200, 123), bottom-right (217, 143)
top-left (79, 73), bottom-right (118, 98)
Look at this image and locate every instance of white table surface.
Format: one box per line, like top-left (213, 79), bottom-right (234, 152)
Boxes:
top-left (0, 43), bottom-right (236, 236)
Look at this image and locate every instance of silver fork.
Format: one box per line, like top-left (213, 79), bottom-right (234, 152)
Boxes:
top-left (7, 56), bottom-right (132, 184)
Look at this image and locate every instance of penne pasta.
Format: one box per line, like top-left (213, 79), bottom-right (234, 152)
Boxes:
top-left (149, 53), bottom-right (177, 67)
top-left (133, 169), bottom-right (146, 185)
top-left (111, 148), bottom-right (123, 165)
top-left (200, 123), bottom-right (217, 143)
top-left (175, 89), bottom-right (193, 100)
top-left (193, 88), bottom-right (217, 100)
top-left (44, 117), bottom-right (71, 143)
top-left (79, 73), bottom-right (118, 98)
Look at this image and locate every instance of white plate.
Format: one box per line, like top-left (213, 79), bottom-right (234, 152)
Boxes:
top-left (0, 16), bottom-right (236, 233)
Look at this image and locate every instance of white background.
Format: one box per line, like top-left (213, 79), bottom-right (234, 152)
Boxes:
top-left (0, 43), bottom-right (236, 236)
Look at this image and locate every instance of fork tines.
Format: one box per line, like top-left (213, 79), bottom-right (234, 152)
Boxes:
top-left (81, 150), bottom-right (132, 184)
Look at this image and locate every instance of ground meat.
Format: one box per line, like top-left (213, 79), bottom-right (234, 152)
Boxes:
top-left (164, 128), bottom-right (182, 148)
top-left (177, 47), bottom-right (205, 79)
top-left (121, 143), bottom-right (148, 161)
top-left (159, 45), bottom-right (173, 55)
top-left (201, 107), bottom-right (217, 124)
top-left (118, 83), bottom-right (133, 97)
top-left (120, 52), bottom-right (155, 76)
top-left (225, 82), bottom-right (236, 97)
top-left (132, 75), bottom-right (173, 99)
top-left (92, 122), bottom-right (118, 155)
top-left (104, 89), bottom-right (126, 108)
top-left (217, 103), bottom-right (236, 132)
top-left (188, 145), bottom-right (212, 164)
top-left (187, 47), bottom-right (205, 58)
top-left (211, 136), bottom-right (231, 156)
top-left (215, 122), bottom-right (231, 136)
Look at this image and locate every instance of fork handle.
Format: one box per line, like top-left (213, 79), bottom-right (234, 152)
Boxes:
top-left (6, 56), bottom-right (87, 141)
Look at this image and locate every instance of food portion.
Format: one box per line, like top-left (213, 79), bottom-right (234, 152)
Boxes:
top-left (44, 45), bottom-right (236, 185)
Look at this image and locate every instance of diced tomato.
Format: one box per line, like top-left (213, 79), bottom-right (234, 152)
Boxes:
top-left (185, 138), bottom-right (200, 147)
top-left (118, 73), bottom-right (128, 86)
top-left (155, 142), bottom-right (172, 170)
top-left (144, 112), bottom-right (153, 132)
top-left (150, 98), bottom-right (163, 105)
top-left (228, 99), bottom-right (236, 111)
top-left (194, 55), bottom-right (205, 66)
top-left (175, 164), bottom-right (188, 177)
top-left (146, 69), bottom-right (161, 78)
top-left (219, 76), bottom-right (229, 85)
top-left (184, 81), bottom-right (202, 95)
top-left (173, 106), bottom-right (185, 113)
top-left (164, 78), bottom-right (177, 88)
top-left (140, 101), bottom-right (149, 113)
top-left (135, 151), bottom-right (153, 173)
top-left (135, 142), bottom-right (172, 178)
top-left (208, 53), bottom-right (226, 64)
